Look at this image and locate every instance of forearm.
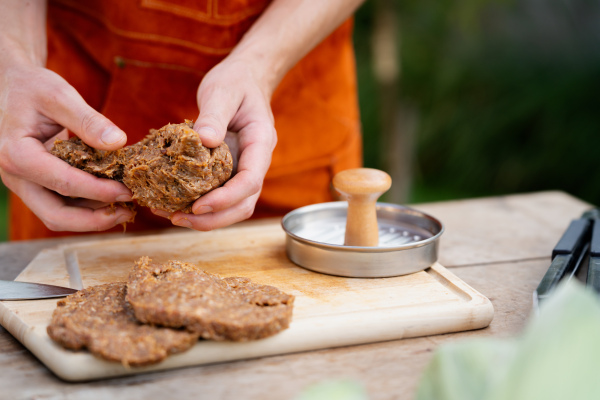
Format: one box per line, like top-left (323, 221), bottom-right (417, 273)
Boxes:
top-left (0, 0), bottom-right (47, 68)
top-left (229, 0), bottom-right (366, 97)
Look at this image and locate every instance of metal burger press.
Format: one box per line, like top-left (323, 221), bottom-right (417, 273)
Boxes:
top-left (281, 168), bottom-right (444, 278)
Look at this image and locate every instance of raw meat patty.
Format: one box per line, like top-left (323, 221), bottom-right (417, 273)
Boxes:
top-left (126, 257), bottom-right (295, 341)
top-left (51, 121), bottom-right (233, 212)
top-left (47, 282), bottom-right (199, 366)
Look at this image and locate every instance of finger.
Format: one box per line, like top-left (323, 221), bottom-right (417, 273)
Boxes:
top-left (193, 85), bottom-right (241, 148)
top-left (6, 137), bottom-right (132, 202)
top-left (5, 176), bottom-right (134, 232)
top-left (43, 128), bottom-right (68, 152)
top-left (171, 193), bottom-right (260, 231)
top-left (37, 71), bottom-right (127, 150)
top-left (150, 208), bottom-right (172, 219)
top-left (190, 170), bottom-right (261, 215)
top-left (223, 130), bottom-right (240, 173)
top-left (191, 122), bottom-right (275, 214)
top-left (65, 197), bottom-right (111, 210)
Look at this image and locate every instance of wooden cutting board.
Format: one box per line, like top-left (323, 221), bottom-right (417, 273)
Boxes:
top-left (0, 220), bottom-right (493, 381)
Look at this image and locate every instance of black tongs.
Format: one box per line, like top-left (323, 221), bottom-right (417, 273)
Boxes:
top-left (534, 209), bottom-right (600, 309)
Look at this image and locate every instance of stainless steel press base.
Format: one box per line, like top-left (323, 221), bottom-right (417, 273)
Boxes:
top-left (281, 202), bottom-right (444, 278)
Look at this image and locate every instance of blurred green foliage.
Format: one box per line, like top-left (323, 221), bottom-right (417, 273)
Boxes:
top-left (365, 0), bottom-right (600, 204)
top-left (417, 280), bottom-right (600, 400)
top-left (295, 379), bottom-right (368, 400)
top-left (353, 1), bottom-right (382, 172)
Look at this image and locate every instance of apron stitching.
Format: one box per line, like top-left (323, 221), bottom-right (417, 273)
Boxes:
top-left (113, 56), bottom-right (206, 76)
top-left (213, 1), bottom-right (268, 22)
top-left (139, 0), bottom-right (268, 25)
top-left (52, 0), bottom-right (235, 55)
top-left (140, 0), bottom-right (211, 20)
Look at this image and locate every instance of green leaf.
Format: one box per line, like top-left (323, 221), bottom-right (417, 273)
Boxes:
top-left (416, 280), bottom-right (600, 400)
top-left (295, 380), bottom-right (368, 400)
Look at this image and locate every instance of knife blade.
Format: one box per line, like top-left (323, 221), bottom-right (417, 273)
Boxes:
top-left (0, 280), bottom-right (78, 301)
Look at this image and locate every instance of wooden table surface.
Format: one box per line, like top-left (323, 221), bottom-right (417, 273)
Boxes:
top-left (0, 191), bottom-right (591, 399)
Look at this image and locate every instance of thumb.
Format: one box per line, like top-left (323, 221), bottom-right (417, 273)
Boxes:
top-left (193, 90), bottom-right (235, 148)
top-left (41, 74), bottom-right (127, 150)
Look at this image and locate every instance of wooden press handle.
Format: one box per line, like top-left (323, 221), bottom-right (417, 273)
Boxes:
top-left (332, 168), bottom-right (392, 247)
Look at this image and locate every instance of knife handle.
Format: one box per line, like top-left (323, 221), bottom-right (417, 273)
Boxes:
top-left (552, 218), bottom-right (591, 258)
top-left (536, 218), bottom-right (591, 304)
top-left (581, 208), bottom-right (600, 221)
top-left (590, 218), bottom-right (600, 257)
top-left (587, 258), bottom-right (600, 293)
top-left (587, 218), bottom-right (600, 292)
top-left (536, 254), bottom-right (573, 300)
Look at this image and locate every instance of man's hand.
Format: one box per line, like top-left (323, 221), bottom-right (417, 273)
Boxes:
top-left (151, 57), bottom-right (277, 230)
top-left (150, 0), bottom-right (366, 231)
top-left (0, 61), bottom-right (135, 232)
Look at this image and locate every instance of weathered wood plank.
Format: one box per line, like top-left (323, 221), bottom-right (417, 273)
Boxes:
top-left (2, 229), bottom-right (493, 381)
top-left (0, 191), bottom-right (586, 398)
top-left (417, 191), bottom-right (590, 266)
top-left (0, 191), bottom-right (588, 280)
top-left (0, 258), bottom-right (548, 399)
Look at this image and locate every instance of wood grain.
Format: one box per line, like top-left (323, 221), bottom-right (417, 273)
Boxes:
top-left (0, 191), bottom-right (590, 399)
top-left (0, 259), bottom-right (548, 400)
top-left (1, 223), bottom-right (492, 381)
top-left (419, 191), bottom-right (590, 266)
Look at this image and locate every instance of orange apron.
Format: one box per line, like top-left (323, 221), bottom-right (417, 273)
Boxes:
top-left (9, 0), bottom-right (362, 240)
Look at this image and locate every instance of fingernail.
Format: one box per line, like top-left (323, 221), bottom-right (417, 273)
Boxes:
top-left (151, 209), bottom-right (171, 218)
top-left (193, 205), bottom-right (213, 215)
top-left (116, 213), bottom-right (132, 225)
top-left (116, 194), bottom-right (133, 202)
top-left (101, 127), bottom-right (126, 145)
top-left (197, 127), bottom-right (217, 139)
top-left (173, 218), bottom-right (192, 228)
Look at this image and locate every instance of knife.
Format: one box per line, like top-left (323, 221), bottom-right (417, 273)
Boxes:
top-left (533, 216), bottom-right (591, 308)
top-left (0, 280), bottom-right (78, 301)
top-left (586, 215), bottom-right (600, 293)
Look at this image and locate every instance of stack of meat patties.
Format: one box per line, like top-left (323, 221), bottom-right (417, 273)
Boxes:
top-left (47, 257), bottom-right (295, 366)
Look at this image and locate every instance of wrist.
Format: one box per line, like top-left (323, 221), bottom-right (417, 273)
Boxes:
top-left (227, 40), bottom-right (289, 100)
top-left (0, 0), bottom-right (48, 70)
top-left (0, 34), bottom-right (46, 70)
